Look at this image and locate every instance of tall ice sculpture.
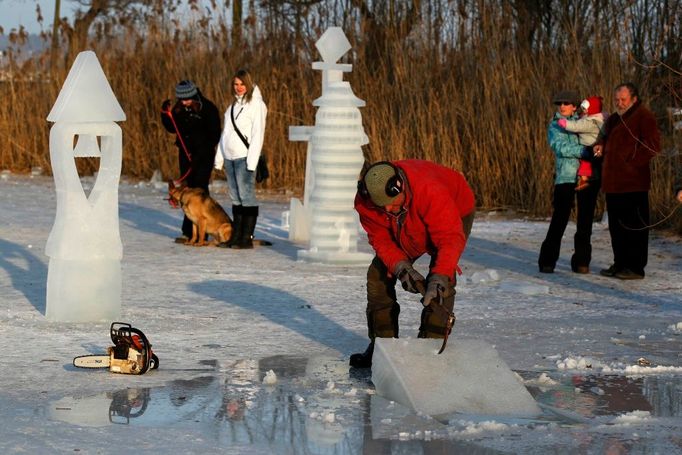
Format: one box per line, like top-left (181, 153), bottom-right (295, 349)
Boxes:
top-left (45, 51), bottom-right (126, 322)
top-left (289, 27), bottom-right (373, 265)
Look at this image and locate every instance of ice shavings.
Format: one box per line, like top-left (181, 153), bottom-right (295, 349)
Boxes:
top-left (610, 411), bottom-right (653, 425)
top-left (668, 322), bottom-right (682, 333)
top-left (556, 355), bottom-right (601, 371)
top-left (523, 372), bottom-right (559, 387)
top-left (622, 365), bottom-right (682, 375)
top-left (451, 420), bottom-right (513, 437)
top-left (262, 369), bottom-right (277, 385)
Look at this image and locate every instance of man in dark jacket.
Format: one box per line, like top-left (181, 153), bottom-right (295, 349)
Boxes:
top-left (350, 160), bottom-right (476, 368)
top-left (161, 80), bottom-right (222, 241)
top-left (594, 82), bottom-right (661, 280)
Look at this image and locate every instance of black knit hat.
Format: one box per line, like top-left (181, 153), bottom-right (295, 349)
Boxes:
top-left (175, 80), bottom-right (198, 99)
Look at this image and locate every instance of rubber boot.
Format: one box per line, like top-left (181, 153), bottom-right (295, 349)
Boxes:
top-left (218, 205), bottom-right (242, 248)
top-left (231, 206), bottom-right (257, 249)
top-left (350, 304), bottom-right (399, 369)
top-left (349, 341), bottom-right (374, 369)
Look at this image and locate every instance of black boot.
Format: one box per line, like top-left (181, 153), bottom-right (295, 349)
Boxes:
top-left (218, 205), bottom-right (242, 248)
top-left (231, 206), bottom-right (257, 249)
top-left (349, 341), bottom-right (374, 368)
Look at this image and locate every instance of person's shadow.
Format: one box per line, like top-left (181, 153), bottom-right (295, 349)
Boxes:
top-left (464, 235), bottom-right (681, 310)
top-left (189, 279), bottom-right (366, 353)
top-left (0, 238), bottom-right (47, 314)
top-left (119, 201), bottom-right (181, 238)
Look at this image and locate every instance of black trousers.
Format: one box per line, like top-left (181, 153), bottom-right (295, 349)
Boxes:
top-left (539, 182), bottom-right (600, 270)
top-left (605, 192), bottom-right (649, 276)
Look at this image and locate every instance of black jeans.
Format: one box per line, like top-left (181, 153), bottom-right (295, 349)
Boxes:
top-left (539, 182), bottom-right (600, 271)
top-left (605, 192), bottom-right (649, 276)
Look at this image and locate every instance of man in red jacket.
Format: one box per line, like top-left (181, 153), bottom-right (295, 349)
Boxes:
top-left (594, 83), bottom-right (661, 280)
top-left (350, 160), bottom-right (476, 368)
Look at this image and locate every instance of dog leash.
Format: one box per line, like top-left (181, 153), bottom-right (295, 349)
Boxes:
top-left (161, 105), bottom-right (193, 207)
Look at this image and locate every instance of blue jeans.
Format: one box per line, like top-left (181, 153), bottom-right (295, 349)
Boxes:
top-left (224, 157), bottom-right (257, 206)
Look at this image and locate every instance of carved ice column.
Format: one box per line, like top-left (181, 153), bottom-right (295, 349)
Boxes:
top-left (289, 27), bottom-right (373, 265)
top-left (45, 51), bottom-right (126, 322)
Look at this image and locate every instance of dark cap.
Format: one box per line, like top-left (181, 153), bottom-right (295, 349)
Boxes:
top-left (552, 90), bottom-right (580, 106)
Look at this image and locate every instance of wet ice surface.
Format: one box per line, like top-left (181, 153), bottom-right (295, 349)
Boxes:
top-left (1, 174), bottom-right (682, 453)
top-left (20, 356), bottom-right (682, 454)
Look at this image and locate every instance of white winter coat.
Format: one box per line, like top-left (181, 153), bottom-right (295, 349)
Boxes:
top-left (215, 85), bottom-right (267, 171)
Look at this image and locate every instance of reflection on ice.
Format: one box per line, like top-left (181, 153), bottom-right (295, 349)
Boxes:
top-left (45, 357), bottom-right (682, 453)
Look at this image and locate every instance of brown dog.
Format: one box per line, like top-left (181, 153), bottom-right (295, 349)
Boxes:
top-left (168, 181), bottom-right (232, 246)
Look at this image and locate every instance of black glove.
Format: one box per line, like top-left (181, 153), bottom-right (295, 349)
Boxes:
top-left (394, 260), bottom-right (425, 294)
top-left (422, 274), bottom-right (449, 307)
top-left (161, 99), bottom-right (171, 113)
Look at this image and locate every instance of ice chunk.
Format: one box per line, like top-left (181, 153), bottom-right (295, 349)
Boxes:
top-left (372, 338), bottom-right (541, 417)
top-left (262, 369), bottom-right (278, 385)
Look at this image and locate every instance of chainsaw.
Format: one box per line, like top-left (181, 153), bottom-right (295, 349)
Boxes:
top-left (73, 322), bottom-right (159, 375)
top-left (416, 280), bottom-right (456, 354)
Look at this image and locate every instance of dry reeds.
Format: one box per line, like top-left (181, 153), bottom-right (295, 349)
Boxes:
top-left (1, 0), bottom-right (680, 231)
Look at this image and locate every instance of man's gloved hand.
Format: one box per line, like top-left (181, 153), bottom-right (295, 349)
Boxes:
top-left (161, 99), bottom-right (171, 113)
top-left (422, 274), bottom-right (449, 307)
top-left (394, 260), bottom-right (425, 294)
top-left (557, 118), bottom-right (567, 129)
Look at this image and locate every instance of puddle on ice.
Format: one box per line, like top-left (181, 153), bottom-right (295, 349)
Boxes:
top-left (43, 356), bottom-right (682, 453)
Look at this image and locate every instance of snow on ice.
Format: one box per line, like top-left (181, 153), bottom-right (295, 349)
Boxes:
top-left (1, 172), bottom-right (682, 454)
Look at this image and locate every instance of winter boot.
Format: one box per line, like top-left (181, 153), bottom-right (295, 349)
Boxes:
top-left (349, 304), bottom-right (399, 368)
top-left (231, 206), bottom-right (258, 249)
top-left (349, 341), bottom-right (374, 369)
top-left (218, 205), bottom-right (242, 248)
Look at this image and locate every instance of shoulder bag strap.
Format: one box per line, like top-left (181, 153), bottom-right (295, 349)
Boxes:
top-left (230, 103), bottom-right (250, 149)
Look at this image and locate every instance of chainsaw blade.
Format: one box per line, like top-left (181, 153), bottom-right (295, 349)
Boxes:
top-left (73, 355), bottom-right (110, 368)
top-left (437, 313), bottom-right (456, 354)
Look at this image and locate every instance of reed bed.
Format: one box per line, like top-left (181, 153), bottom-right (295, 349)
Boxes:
top-left (1, 1), bottom-right (680, 231)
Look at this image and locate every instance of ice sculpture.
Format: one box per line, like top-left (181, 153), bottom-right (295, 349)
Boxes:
top-left (45, 51), bottom-right (126, 322)
top-left (289, 27), bottom-right (373, 265)
top-left (371, 338), bottom-right (541, 416)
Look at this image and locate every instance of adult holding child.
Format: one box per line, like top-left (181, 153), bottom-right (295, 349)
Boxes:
top-left (214, 69), bottom-right (268, 249)
top-left (160, 80), bottom-right (222, 242)
top-left (538, 90), bottom-right (601, 274)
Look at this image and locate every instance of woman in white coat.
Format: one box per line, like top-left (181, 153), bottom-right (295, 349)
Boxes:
top-left (215, 69), bottom-right (267, 249)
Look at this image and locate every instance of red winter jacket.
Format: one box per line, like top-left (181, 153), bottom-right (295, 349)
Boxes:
top-left (355, 160), bottom-right (475, 279)
top-left (599, 101), bottom-right (661, 193)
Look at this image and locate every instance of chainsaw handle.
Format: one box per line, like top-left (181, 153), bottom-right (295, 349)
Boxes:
top-left (415, 279), bottom-right (426, 296)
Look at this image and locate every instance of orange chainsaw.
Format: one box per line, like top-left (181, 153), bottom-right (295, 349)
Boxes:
top-left (74, 322), bottom-right (159, 375)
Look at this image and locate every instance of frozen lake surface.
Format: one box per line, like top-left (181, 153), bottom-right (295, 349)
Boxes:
top-left (1, 173), bottom-right (681, 453)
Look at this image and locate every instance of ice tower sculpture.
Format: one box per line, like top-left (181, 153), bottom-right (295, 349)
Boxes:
top-left (289, 27), bottom-right (373, 265)
top-left (45, 51), bottom-right (126, 322)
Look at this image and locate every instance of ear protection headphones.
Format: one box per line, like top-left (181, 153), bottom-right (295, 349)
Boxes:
top-left (357, 161), bottom-right (404, 201)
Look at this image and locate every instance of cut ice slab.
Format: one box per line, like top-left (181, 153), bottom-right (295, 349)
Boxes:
top-left (371, 338), bottom-right (541, 417)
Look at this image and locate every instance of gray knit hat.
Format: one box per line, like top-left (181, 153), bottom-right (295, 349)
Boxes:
top-left (552, 90), bottom-right (580, 106)
top-left (363, 162), bottom-right (402, 207)
top-left (175, 80), bottom-right (198, 99)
